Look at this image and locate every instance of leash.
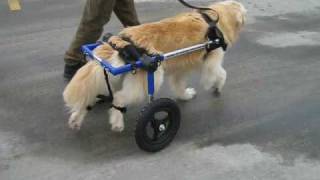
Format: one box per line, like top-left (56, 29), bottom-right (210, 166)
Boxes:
top-left (177, 0), bottom-right (219, 23)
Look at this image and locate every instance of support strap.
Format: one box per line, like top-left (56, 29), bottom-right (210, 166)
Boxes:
top-left (103, 69), bottom-right (113, 100)
top-left (102, 69), bottom-right (127, 113)
top-left (111, 104), bottom-right (127, 114)
top-left (89, 69), bottom-right (127, 114)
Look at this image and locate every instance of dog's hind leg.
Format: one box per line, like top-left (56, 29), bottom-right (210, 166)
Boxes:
top-left (168, 72), bottom-right (196, 101)
top-left (109, 68), bottom-right (164, 132)
top-left (63, 62), bottom-right (107, 130)
top-left (68, 108), bottom-right (88, 130)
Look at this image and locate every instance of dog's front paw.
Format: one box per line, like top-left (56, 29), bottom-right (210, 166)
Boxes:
top-left (179, 87), bottom-right (197, 100)
top-left (109, 109), bottom-right (124, 132)
top-left (111, 120), bottom-right (124, 132)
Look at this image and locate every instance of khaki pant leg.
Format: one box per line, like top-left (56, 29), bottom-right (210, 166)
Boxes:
top-left (114, 0), bottom-right (140, 27)
top-left (64, 0), bottom-right (116, 64)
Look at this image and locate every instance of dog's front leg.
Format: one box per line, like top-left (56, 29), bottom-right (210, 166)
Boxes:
top-left (201, 49), bottom-right (226, 96)
top-left (213, 65), bottom-right (227, 96)
top-left (168, 72), bottom-right (196, 101)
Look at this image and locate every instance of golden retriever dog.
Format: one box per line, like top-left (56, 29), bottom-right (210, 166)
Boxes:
top-left (63, 0), bottom-right (247, 131)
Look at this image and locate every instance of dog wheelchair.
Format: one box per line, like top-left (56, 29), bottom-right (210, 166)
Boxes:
top-left (79, 0), bottom-right (229, 153)
top-left (81, 32), bottom-right (226, 152)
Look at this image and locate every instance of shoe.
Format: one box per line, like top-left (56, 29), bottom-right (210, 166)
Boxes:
top-left (63, 62), bottom-right (86, 80)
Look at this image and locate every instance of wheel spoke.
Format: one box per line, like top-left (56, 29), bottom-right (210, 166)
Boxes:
top-left (152, 128), bottom-right (159, 141)
top-left (160, 116), bottom-right (170, 125)
top-left (151, 119), bottom-right (159, 141)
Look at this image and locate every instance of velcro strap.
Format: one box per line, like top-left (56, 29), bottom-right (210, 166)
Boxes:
top-left (96, 94), bottom-right (113, 103)
top-left (111, 104), bottom-right (127, 113)
top-left (118, 44), bottom-right (142, 63)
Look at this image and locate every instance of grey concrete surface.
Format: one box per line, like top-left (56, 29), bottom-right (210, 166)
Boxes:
top-left (1, 0), bottom-right (320, 179)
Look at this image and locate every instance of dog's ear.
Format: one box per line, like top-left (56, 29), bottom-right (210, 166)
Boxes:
top-left (222, 1), bottom-right (247, 27)
top-left (218, 1), bottom-right (246, 26)
top-left (232, 1), bottom-right (247, 26)
top-left (235, 10), bottom-right (246, 27)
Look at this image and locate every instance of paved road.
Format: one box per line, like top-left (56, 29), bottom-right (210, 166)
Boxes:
top-left (1, 0), bottom-right (320, 179)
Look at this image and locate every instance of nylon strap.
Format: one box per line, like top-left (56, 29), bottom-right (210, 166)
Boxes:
top-left (103, 70), bottom-right (127, 113)
top-left (103, 69), bottom-right (113, 100)
top-left (88, 70), bottom-right (127, 113)
top-left (111, 105), bottom-right (127, 113)
top-left (200, 12), bottom-right (228, 51)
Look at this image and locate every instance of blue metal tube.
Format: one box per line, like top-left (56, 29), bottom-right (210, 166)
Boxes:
top-left (81, 40), bottom-right (214, 76)
top-left (147, 71), bottom-right (155, 96)
top-left (82, 43), bottom-right (158, 75)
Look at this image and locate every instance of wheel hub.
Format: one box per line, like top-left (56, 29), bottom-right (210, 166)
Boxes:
top-left (159, 124), bottom-right (166, 132)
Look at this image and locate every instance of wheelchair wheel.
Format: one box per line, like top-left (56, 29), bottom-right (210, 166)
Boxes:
top-left (135, 98), bottom-right (181, 152)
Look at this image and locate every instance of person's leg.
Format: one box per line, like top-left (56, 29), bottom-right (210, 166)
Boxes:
top-left (64, 0), bottom-right (116, 79)
top-left (114, 0), bottom-right (140, 27)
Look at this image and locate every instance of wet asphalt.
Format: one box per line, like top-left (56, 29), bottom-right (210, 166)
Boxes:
top-left (1, 0), bottom-right (320, 179)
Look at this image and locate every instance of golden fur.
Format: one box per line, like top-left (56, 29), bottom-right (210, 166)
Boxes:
top-left (63, 0), bottom-right (247, 131)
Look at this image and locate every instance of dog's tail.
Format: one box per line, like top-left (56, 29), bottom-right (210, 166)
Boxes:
top-left (63, 61), bottom-right (106, 113)
top-left (63, 44), bottom-right (118, 113)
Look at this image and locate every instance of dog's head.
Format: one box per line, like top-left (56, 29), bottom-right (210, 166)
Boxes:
top-left (207, 0), bottom-right (247, 45)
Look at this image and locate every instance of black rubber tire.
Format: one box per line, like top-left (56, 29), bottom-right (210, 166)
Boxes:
top-left (135, 98), bottom-right (181, 152)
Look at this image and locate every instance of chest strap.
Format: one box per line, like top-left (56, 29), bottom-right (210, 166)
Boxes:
top-left (200, 12), bottom-right (227, 52)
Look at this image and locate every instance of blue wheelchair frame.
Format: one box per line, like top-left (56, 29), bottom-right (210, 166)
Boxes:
top-left (81, 40), bottom-right (218, 101)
